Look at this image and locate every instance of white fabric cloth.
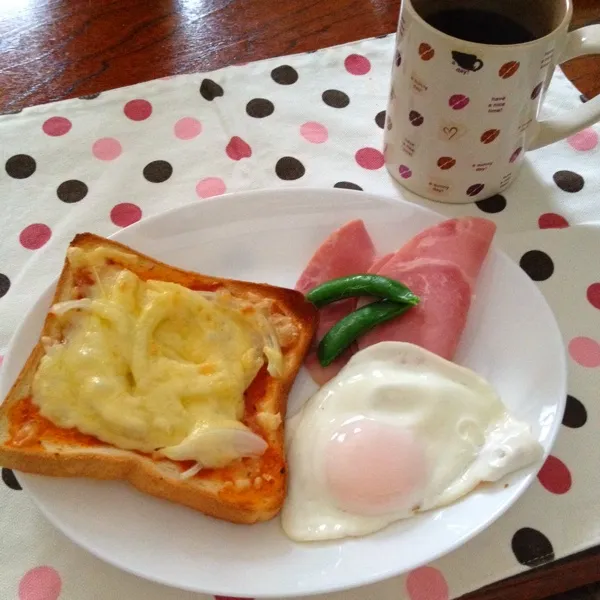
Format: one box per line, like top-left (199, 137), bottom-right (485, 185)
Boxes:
top-left (0, 35), bottom-right (599, 600)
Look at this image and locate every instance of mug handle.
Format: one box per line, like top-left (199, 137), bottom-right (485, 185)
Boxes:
top-left (528, 25), bottom-right (600, 150)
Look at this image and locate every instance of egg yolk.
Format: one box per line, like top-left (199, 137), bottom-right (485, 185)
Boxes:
top-left (325, 419), bottom-right (427, 516)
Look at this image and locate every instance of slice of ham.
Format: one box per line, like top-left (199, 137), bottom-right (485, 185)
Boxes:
top-left (295, 219), bottom-right (376, 385)
top-left (358, 217), bottom-right (496, 359)
top-left (358, 260), bottom-right (472, 359)
top-left (385, 217), bottom-right (496, 283)
top-left (368, 253), bottom-right (394, 274)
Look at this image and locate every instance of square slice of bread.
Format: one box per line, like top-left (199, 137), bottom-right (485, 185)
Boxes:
top-left (0, 233), bottom-right (318, 524)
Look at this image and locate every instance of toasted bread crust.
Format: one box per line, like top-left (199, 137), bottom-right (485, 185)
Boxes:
top-left (0, 233), bottom-right (318, 524)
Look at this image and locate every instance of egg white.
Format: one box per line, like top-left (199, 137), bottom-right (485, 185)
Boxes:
top-left (282, 342), bottom-right (543, 542)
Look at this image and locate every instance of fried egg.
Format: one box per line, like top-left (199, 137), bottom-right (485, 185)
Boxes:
top-left (281, 342), bottom-right (543, 542)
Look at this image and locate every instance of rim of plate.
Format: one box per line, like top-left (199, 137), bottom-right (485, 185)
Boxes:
top-left (3, 187), bottom-right (567, 597)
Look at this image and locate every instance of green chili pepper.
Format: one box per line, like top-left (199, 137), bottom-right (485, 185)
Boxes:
top-left (317, 301), bottom-right (413, 367)
top-left (306, 274), bottom-right (419, 308)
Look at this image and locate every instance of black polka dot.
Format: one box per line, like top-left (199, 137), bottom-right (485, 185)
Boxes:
top-left (0, 273), bottom-right (10, 298)
top-left (275, 157), bottom-right (305, 180)
top-left (322, 89), bottom-right (350, 108)
top-left (246, 98), bottom-right (275, 118)
top-left (2, 468), bottom-right (21, 491)
top-left (519, 250), bottom-right (554, 281)
top-left (271, 65), bottom-right (298, 85)
top-left (511, 527), bottom-right (554, 567)
top-left (5, 154), bottom-right (36, 179)
top-left (395, 50), bottom-right (402, 67)
top-left (57, 180), bottom-right (88, 203)
top-left (375, 110), bottom-right (386, 129)
top-left (79, 92), bottom-right (101, 100)
top-left (200, 78), bottom-right (224, 101)
top-left (476, 194), bottom-right (507, 214)
top-left (143, 160), bottom-right (173, 183)
top-left (580, 94), bottom-right (588, 103)
top-left (563, 394), bottom-right (587, 428)
top-left (553, 170), bottom-right (584, 193)
top-left (334, 181), bottom-right (363, 191)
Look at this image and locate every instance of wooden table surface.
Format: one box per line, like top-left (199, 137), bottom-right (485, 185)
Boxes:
top-left (1, 1), bottom-right (600, 599)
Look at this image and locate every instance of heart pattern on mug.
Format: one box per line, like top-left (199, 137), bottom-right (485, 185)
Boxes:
top-left (443, 126), bottom-right (458, 140)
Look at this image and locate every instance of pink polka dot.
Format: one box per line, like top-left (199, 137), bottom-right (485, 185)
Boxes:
top-left (215, 597), bottom-right (253, 600)
top-left (19, 566), bottom-right (62, 600)
top-left (124, 99), bottom-right (153, 121)
top-left (42, 117), bottom-right (72, 137)
top-left (92, 138), bottom-right (122, 161)
top-left (345, 54), bottom-right (371, 75)
top-left (355, 147), bottom-right (384, 170)
top-left (19, 224), bottom-right (51, 250)
top-left (300, 122), bottom-right (328, 144)
top-left (174, 117), bottom-right (202, 140)
top-left (568, 336), bottom-right (600, 367)
top-left (0, 355), bottom-right (4, 367)
top-left (406, 566), bottom-right (449, 600)
top-left (196, 177), bottom-right (227, 198)
top-left (538, 213), bottom-right (569, 229)
top-left (567, 128), bottom-right (598, 151)
top-left (110, 203), bottom-right (142, 228)
top-left (537, 455), bottom-right (572, 494)
top-left (226, 136), bottom-right (252, 160)
top-left (587, 283), bottom-right (600, 310)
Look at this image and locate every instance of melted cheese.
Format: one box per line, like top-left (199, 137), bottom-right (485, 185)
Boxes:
top-left (31, 247), bottom-right (286, 468)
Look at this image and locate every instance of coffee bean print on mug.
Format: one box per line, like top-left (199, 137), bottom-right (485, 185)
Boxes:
top-left (449, 94), bottom-right (469, 110)
top-left (499, 61), bottom-right (520, 79)
top-left (531, 82), bottom-right (543, 100)
top-left (418, 43), bottom-right (435, 61)
top-left (510, 147), bottom-right (523, 163)
top-left (398, 165), bottom-right (412, 179)
top-left (409, 110), bottom-right (424, 126)
top-left (437, 156), bottom-right (456, 170)
top-left (466, 183), bottom-right (485, 197)
top-left (480, 129), bottom-right (500, 144)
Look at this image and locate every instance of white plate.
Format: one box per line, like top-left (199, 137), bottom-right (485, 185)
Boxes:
top-left (0, 188), bottom-right (566, 598)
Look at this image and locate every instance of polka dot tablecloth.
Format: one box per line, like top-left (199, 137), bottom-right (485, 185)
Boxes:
top-left (0, 34), bottom-right (599, 600)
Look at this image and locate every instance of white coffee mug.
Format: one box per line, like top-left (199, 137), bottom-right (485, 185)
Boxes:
top-left (384, 0), bottom-right (600, 203)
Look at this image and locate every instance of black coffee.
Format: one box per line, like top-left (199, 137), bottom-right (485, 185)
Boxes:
top-left (425, 8), bottom-right (536, 45)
